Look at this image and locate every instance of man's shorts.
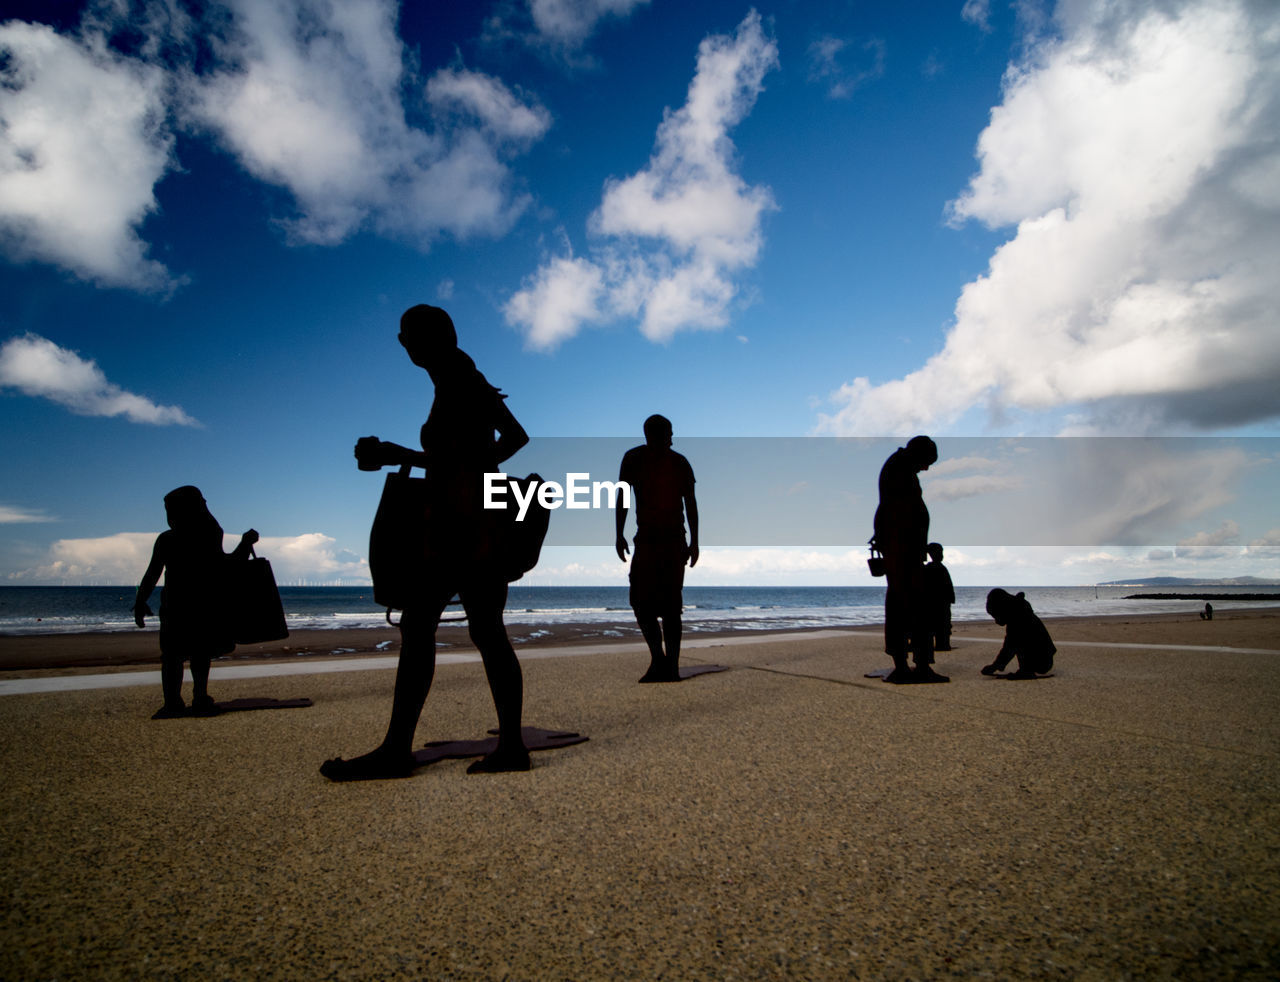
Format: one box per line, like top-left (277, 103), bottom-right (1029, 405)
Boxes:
top-left (629, 536), bottom-right (688, 616)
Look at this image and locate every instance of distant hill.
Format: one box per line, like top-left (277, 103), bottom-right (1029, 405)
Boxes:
top-left (1098, 576), bottom-right (1280, 587)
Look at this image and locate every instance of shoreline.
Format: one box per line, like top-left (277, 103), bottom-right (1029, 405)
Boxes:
top-left (2, 606), bottom-right (1276, 674)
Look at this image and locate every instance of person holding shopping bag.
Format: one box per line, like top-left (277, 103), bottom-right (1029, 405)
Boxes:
top-left (134, 486), bottom-right (258, 718)
top-left (322, 305), bottom-right (532, 780)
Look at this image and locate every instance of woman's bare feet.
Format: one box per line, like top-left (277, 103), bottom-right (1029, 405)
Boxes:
top-left (320, 747), bottom-right (417, 782)
top-left (465, 747), bottom-right (531, 774)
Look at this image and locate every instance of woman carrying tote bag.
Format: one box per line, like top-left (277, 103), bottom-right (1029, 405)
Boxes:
top-left (133, 486), bottom-right (261, 718)
top-left (322, 305), bottom-right (532, 781)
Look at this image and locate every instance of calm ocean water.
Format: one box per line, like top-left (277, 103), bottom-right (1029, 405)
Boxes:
top-left (1, 584), bottom-right (1276, 636)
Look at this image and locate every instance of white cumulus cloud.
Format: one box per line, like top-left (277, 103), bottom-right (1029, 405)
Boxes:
top-left (0, 19), bottom-right (178, 291)
top-left (10, 532), bottom-right (158, 584)
top-left (505, 10), bottom-right (778, 348)
top-left (819, 0), bottom-right (1280, 435)
top-left (529, 0), bottom-right (649, 49)
top-left (961, 0), bottom-right (993, 33)
top-left (1, 1), bottom-right (551, 290)
top-left (1175, 519), bottom-right (1242, 559)
top-left (426, 68), bottom-right (552, 144)
top-left (187, 0), bottom-right (548, 247)
top-left (0, 333), bottom-right (199, 425)
top-left (503, 254), bottom-right (607, 350)
top-left (255, 533), bottom-right (370, 584)
top-left (925, 471), bottom-right (1025, 503)
top-left (487, 0), bottom-right (650, 57)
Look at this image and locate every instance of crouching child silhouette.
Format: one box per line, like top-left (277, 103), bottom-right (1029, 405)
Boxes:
top-left (982, 588), bottom-right (1056, 679)
top-left (134, 486), bottom-right (258, 718)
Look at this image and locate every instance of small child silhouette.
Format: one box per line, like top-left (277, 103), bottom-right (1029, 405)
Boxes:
top-left (134, 486), bottom-right (258, 718)
top-left (922, 542), bottom-right (955, 651)
top-left (982, 588), bottom-right (1056, 679)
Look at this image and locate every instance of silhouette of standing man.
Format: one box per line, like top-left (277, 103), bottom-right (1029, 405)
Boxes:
top-left (616, 415), bottom-right (699, 683)
top-left (873, 436), bottom-right (947, 683)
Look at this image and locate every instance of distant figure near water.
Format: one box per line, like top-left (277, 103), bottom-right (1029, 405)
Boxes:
top-left (982, 589), bottom-right (1056, 679)
top-left (872, 436), bottom-right (947, 683)
top-left (133, 486), bottom-right (258, 718)
top-left (922, 542), bottom-right (955, 651)
top-left (322, 305), bottom-right (531, 780)
top-left (616, 415), bottom-right (699, 683)
top-left (1201, 602), bottom-right (1214, 621)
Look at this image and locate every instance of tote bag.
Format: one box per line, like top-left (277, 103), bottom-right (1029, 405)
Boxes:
top-left (368, 466), bottom-right (551, 610)
top-left (502, 473), bottom-right (550, 583)
top-left (232, 548), bottom-right (290, 644)
top-left (369, 465), bottom-right (429, 611)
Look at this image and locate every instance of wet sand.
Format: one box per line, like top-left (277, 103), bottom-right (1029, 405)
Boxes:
top-left (1, 610), bottom-right (1278, 978)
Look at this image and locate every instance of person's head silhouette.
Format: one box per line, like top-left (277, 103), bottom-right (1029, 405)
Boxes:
top-left (986, 587), bottom-right (1022, 625)
top-left (905, 435), bottom-right (938, 472)
top-left (398, 304), bottom-right (458, 371)
top-left (163, 486), bottom-right (218, 535)
top-left (927, 542), bottom-right (944, 563)
top-left (643, 414), bottom-right (673, 449)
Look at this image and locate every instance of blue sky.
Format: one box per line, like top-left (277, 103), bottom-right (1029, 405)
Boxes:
top-left (1, 0), bottom-right (1278, 587)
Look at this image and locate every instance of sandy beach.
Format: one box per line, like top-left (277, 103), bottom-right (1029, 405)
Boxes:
top-left (2, 609), bottom-right (1278, 978)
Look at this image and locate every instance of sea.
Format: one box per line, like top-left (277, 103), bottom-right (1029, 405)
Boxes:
top-left (1, 584), bottom-right (1278, 637)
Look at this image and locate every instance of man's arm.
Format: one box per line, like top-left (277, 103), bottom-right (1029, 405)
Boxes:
top-left (685, 489), bottom-right (698, 567)
top-left (615, 457), bottom-right (631, 561)
top-left (614, 489), bottom-right (629, 561)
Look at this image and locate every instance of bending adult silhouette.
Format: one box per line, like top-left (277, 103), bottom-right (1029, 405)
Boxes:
top-left (134, 486), bottom-right (258, 718)
top-left (322, 305), bottom-right (531, 780)
top-left (872, 436), bottom-right (947, 683)
top-left (615, 415), bottom-right (699, 682)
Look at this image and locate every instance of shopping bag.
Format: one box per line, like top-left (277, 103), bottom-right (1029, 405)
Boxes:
top-left (232, 548), bottom-right (289, 643)
top-left (502, 473), bottom-right (550, 582)
top-left (369, 464), bottom-right (429, 611)
top-left (867, 538), bottom-right (886, 577)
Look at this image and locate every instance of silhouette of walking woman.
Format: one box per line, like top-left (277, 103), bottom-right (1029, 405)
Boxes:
top-left (134, 486), bottom-right (258, 718)
top-left (322, 305), bottom-right (531, 780)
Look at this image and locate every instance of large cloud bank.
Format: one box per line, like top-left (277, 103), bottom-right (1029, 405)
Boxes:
top-left (0, 0), bottom-right (551, 290)
top-left (819, 0), bottom-right (1280, 435)
top-left (504, 10), bottom-right (778, 349)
